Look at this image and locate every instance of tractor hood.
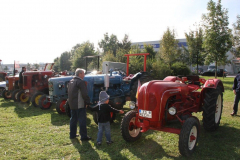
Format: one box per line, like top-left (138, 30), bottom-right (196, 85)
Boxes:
top-left (137, 80), bottom-right (189, 121)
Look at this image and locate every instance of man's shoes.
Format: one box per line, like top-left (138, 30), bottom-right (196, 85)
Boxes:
top-left (70, 135), bottom-right (79, 139)
top-left (97, 142), bottom-right (101, 146)
top-left (81, 136), bottom-right (92, 141)
top-left (106, 141), bottom-right (114, 145)
top-left (230, 112), bottom-right (237, 116)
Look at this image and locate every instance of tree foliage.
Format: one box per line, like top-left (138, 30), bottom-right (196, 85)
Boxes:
top-left (53, 57), bottom-right (60, 72)
top-left (71, 41), bottom-right (97, 70)
top-left (185, 27), bottom-right (205, 73)
top-left (202, 0), bottom-right (232, 77)
top-left (158, 27), bottom-right (179, 67)
top-left (59, 52), bottom-right (71, 71)
top-left (232, 15), bottom-right (240, 57)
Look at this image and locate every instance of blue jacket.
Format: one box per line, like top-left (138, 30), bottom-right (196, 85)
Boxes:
top-left (233, 74), bottom-right (240, 92)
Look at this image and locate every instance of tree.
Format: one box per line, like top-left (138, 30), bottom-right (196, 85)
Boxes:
top-left (3, 66), bottom-right (8, 71)
top-left (232, 15), bottom-right (240, 57)
top-left (202, 0), bottom-right (232, 78)
top-left (26, 63), bottom-right (31, 70)
top-left (185, 27), bottom-right (205, 74)
top-left (59, 51), bottom-right (71, 71)
top-left (33, 63), bottom-right (39, 70)
top-left (98, 33), bottom-right (119, 56)
top-left (53, 57), bottom-right (60, 72)
top-left (158, 27), bottom-right (179, 68)
top-left (71, 41), bottom-right (96, 70)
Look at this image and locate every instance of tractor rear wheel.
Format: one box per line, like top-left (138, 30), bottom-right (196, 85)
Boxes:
top-left (56, 98), bottom-right (67, 114)
top-left (121, 110), bottom-right (142, 142)
top-left (31, 92), bottom-right (43, 107)
top-left (130, 72), bottom-right (152, 102)
top-left (2, 89), bottom-right (12, 100)
top-left (93, 111), bottom-right (116, 125)
top-left (39, 95), bottom-right (52, 110)
top-left (12, 89), bottom-right (20, 102)
top-left (0, 87), bottom-right (5, 97)
top-left (65, 100), bottom-right (71, 118)
top-left (17, 90), bottom-right (30, 103)
top-left (202, 86), bottom-right (223, 131)
top-left (179, 117), bottom-right (199, 157)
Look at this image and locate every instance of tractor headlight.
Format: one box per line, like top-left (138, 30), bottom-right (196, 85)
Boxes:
top-left (168, 107), bottom-right (176, 115)
top-left (129, 101), bottom-right (136, 109)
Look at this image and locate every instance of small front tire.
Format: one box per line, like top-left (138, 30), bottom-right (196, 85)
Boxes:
top-left (121, 110), bottom-right (142, 142)
top-left (39, 95), bottom-right (52, 110)
top-left (179, 117), bottom-right (199, 157)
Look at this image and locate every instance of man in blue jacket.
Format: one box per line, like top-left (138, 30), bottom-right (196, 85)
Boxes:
top-left (68, 68), bottom-right (91, 140)
top-left (231, 71), bottom-right (240, 116)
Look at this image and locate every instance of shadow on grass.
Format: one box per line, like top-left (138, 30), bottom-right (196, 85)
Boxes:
top-left (13, 101), bottom-right (56, 118)
top-left (70, 138), bottom-right (100, 159)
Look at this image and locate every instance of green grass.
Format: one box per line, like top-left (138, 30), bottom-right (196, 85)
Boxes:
top-left (0, 76), bottom-right (240, 159)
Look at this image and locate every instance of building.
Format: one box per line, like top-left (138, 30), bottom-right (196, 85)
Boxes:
top-left (132, 39), bottom-right (237, 74)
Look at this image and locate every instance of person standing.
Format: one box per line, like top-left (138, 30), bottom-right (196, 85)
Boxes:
top-left (18, 67), bottom-right (26, 90)
top-left (89, 91), bottom-right (124, 146)
top-left (231, 71), bottom-right (240, 116)
top-left (68, 68), bottom-right (92, 140)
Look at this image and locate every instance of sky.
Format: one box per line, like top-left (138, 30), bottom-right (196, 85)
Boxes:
top-left (0, 0), bottom-right (239, 64)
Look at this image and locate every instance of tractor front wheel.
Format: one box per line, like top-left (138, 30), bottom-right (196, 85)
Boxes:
top-left (56, 98), bottom-right (67, 114)
top-left (0, 87), bottom-right (5, 97)
top-left (31, 92), bottom-right (43, 107)
top-left (121, 110), bottom-right (142, 142)
top-left (179, 117), bottom-right (199, 157)
top-left (39, 95), bottom-right (52, 110)
top-left (2, 89), bottom-right (12, 100)
top-left (17, 90), bottom-right (30, 103)
top-left (12, 89), bottom-right (20, 102)
top-left (202, 86), bottom-right (223, 131)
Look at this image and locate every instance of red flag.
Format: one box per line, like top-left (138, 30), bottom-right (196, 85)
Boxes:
top-left (15, 61), bottom-right (20, 68)
top-left (136, 80), bottom-right (141, 99)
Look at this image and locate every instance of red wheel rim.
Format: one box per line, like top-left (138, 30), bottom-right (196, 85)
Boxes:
top-left (59, 100), bottom-right (66, 113)
top-left (41, 97), bottom-right (51, 109)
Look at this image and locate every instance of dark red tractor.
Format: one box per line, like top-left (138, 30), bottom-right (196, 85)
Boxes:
top-left (2, 76), bottom-right (19, 100)
top-left (17, 63), bottom-right (55, 109)
top-left (121, 75), bottom-right (224, 157)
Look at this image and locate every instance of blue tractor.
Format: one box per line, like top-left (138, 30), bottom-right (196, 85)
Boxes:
top-left (46, 62), bottom-right (152, 123)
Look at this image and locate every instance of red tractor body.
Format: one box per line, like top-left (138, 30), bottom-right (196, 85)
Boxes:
top-left (121, 75), bottom-right (224, 157)
top-left (2, 75), bottom-right (19, 99)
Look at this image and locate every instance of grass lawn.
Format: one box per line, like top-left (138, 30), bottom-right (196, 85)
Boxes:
top-left (0, 76), bottom-right (240, 159)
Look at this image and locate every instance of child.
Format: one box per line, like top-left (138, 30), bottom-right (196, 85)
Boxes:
top-left (89, 91), bottom-right (124, 145)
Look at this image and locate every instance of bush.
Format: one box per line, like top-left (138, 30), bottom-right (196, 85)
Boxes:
top-left (151, 61), bottom-right (172, 80)
top-left (171, 62), bottom-right (190, 76)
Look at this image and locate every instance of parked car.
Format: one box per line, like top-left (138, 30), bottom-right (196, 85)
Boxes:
top-left (202, 69), bottom-right (228, 77)
top-left (192, 68), bottom-right (204, 75)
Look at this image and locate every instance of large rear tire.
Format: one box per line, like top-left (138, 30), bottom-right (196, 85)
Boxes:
top-left (179, 117), bottom-right (199, 157)
top-left (17, 90), bottom-right (30, 103)
top-left (202, 86), bottom-right (223, 131)
top-left (121, 110), bottom-right (142, 142)
top-left (39, 95), bottom-right (52, 110)
top-left (12, 89), bottom-right (20, 102)
top-left (2, 89), bottom-right (12, 100)
top-left (56, 98), bottom-right (67, 114)
top-left (31, 92), bottom-right (43, 107)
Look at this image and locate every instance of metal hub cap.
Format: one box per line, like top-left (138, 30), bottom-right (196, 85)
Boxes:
top-left (128, 117), bottom-right (140, 137)
top-left (188, 126), bottom-right (197, 150)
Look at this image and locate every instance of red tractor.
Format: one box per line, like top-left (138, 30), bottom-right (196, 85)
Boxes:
top-left (17, 63), bottom-right (55, 108)
top-left (121, 75), bottom-right (224, 157)
top-left (2, 76), bottom-right (19, 100)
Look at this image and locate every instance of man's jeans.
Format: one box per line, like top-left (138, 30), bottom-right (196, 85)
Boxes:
top-left (97, 122), bottom-right (111, 142)
top-left (70, 108), bottom-right (88, 139)
top-left (233, 93), bottom-right (240, 114)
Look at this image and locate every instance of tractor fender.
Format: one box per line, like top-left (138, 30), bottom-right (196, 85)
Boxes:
top-left (202, 79), bottom-right (224, 92)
